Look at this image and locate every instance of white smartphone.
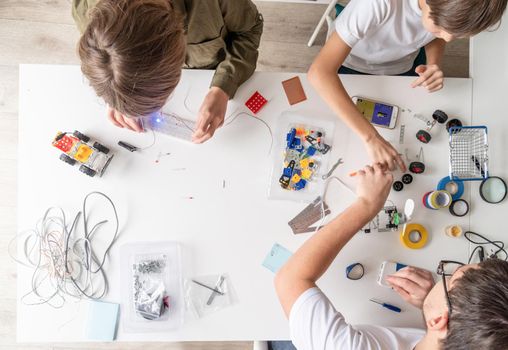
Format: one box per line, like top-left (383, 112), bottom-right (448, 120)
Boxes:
top-left (377, 261), bottom-right (407, 287)
top-left (352, 96), bottom-right (399, 129)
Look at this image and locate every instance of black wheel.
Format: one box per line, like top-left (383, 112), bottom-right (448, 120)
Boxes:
top-left (393, 181), bottom-right (404, 192)
top-left (402, 174), bottom-right (413, 184)
top-left (416, 130), bottom-right (431, 143)
top-left (73, 130), bottom-right (90, 143)
top-left (93, 142), bottom-right (110, 154)
top-left (59, 153), bottom-right (76, 166)
top-left (409, 161), bottom-right (426, 174)
top-left (432, 110), bottom-right (448, 124)
top-left (446, 118), bottom-right (463, 132)
top-left (79, 165), bottom-right (96, 177)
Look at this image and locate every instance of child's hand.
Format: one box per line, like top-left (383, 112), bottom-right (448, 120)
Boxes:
top-left (386, 266), bottom-right (435, 309)
top-left (192, 87), bottom-right (229, 144)
top-left (365, 134), bottom-right (406, 172)
top-left (106, 106), bottom-right (143, 132)
top-left (411, 64), bottom-right (444, 92)
top-left (355, 163), bottom-right (393, 217)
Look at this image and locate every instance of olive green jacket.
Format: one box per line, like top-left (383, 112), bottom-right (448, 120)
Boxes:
top-left (72, 0), bottom-right (263, 98)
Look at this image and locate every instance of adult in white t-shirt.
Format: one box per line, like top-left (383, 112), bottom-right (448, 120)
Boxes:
top-left (273, 164), bottom-right (508, 350)
top-left (308, 0), bottom-right (507, 175)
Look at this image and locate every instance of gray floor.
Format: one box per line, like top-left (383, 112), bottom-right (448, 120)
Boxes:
top-left (0, 1), bottom-right (468, 349)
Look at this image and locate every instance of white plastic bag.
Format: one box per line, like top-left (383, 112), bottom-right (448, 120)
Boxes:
top-left (184, 274), bottom-right (238, 319)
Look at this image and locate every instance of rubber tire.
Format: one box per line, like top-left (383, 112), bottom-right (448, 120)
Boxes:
top-left (416, 130), bottom-right (431, 144)
top-left (73, 130), bottom-right (90, 143)
top-left (59, 153), bottom-right (76, 166)
top-left (446, 118), bottom-right (463, 133)
top-left (409, 161), bottom-right (426, 174)
top-left (393, 181), bottom-right (404, 192)
top-left (93, 142), bottom-right (110, 154)
top-left (79, 165), bottom-right (96, 177)
top-left (402, 174), bottom-right (413, 184)
top-left (432, 110), bottom-right (448, 124)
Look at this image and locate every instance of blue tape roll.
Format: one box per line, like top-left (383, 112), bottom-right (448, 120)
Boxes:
top-left (437, 176), bottom-right (464, 201)
top-left (346, 263), bottom-right (364, 280)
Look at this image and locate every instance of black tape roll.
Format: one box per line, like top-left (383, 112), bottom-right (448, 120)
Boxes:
top-left (449, 199), bottom-right (469, 217)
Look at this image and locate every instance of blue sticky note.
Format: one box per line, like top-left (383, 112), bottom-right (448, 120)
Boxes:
top-left (262, 243), bottom-right (293, 273)
top-left (86, 300), bottom-right (120, 341)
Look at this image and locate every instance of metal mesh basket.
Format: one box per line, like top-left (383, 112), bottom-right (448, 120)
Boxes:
top-left (449, 126), bottom-right (489, 181)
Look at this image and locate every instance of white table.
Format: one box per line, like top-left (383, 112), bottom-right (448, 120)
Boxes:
top-left (469, 13), bottom-right (508, 244)
top-left (18, 65), bottom-right (473, 342)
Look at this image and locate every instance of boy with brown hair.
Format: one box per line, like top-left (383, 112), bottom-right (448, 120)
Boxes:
top-left (308, 0), bottom-right (507, 172)
top-left (73, 0), bottom-right (263, 143)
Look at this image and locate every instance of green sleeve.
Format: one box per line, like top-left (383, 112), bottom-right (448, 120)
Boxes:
top-left (72, 0), bottom-right (98, 33)
top-left (211, 0), bottom-right (264, 98)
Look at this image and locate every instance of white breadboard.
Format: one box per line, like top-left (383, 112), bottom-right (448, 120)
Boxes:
top-left (141, 112), bottom-right (196, 142)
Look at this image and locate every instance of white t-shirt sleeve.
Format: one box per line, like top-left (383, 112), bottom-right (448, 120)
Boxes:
top-left (335, 0), bottom-right (390, 48)
top-left (289, 288), bottom-right (379, 349)
top-left (289, 287), bottom-right (424, 350)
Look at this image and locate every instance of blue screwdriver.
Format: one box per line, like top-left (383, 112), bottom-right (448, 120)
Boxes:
top-left (369, 298), bottom-right (402, 313)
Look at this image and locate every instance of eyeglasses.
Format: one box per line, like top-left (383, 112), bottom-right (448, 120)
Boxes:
top-left (436, 260), bottom-right (465, 314)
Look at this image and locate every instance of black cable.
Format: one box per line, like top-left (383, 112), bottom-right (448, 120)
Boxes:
top-left (468, 245), bottom-right (485, 264)
top-left (464, 231), bottom-right (507, 262)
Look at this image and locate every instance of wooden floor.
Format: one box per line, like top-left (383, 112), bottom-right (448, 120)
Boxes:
top-left (0, 1), bottom-right (468, 349)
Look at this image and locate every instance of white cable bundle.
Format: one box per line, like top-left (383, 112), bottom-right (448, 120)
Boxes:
top-left (9, 192), bottom-right (119, 308)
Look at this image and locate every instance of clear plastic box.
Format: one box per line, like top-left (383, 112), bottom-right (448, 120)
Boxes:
top-left (120, 241), bottom-right (184, 332)
top-left (268, 112), bottom-right (336, 202)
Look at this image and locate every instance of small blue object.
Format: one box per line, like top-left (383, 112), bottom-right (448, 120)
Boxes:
top-left (86, 300), bottom-right (120, 341)
top-left (395, 262), bottom-right (407, 271)
top-left (283, 167), bottom-right (293, 177)
top-left (294, 179), bottom-right (307, 190)
top-left (370, 298), bottom-right (402, 313)
top-left (286, 129), bottom-right (296, 148)
top-left (382, 302), bottom-right (402, 313)
top-left (262, 243), bottom-right (293, 273)
top-left (307, 146), bottom-right (316, 156)
top-left (437, 176), bottom-right (464, 201)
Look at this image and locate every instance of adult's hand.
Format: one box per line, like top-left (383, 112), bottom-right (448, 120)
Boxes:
top-left (386, 266), bottom-right (435, 309)
top-left (355, 163), bottom-right (394, 217)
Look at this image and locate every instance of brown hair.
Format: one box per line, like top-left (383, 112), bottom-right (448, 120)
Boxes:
top-left (78, 0), bottom-right (186, 117)
top-left (442, 259), bottom-right (508, 350)
top-left (426, 0), bottom-right (507, 37)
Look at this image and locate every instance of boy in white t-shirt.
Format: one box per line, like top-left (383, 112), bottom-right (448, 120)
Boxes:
top-left (308, 0), bottom-right (507, 172)
top-left (273, 163), bottom-right (508, 350)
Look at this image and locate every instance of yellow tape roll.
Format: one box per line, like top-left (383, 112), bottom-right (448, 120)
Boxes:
top-left (429, 190), bottom-right (452, 209)
top-left (401, 223), bottom-right (428, 249)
